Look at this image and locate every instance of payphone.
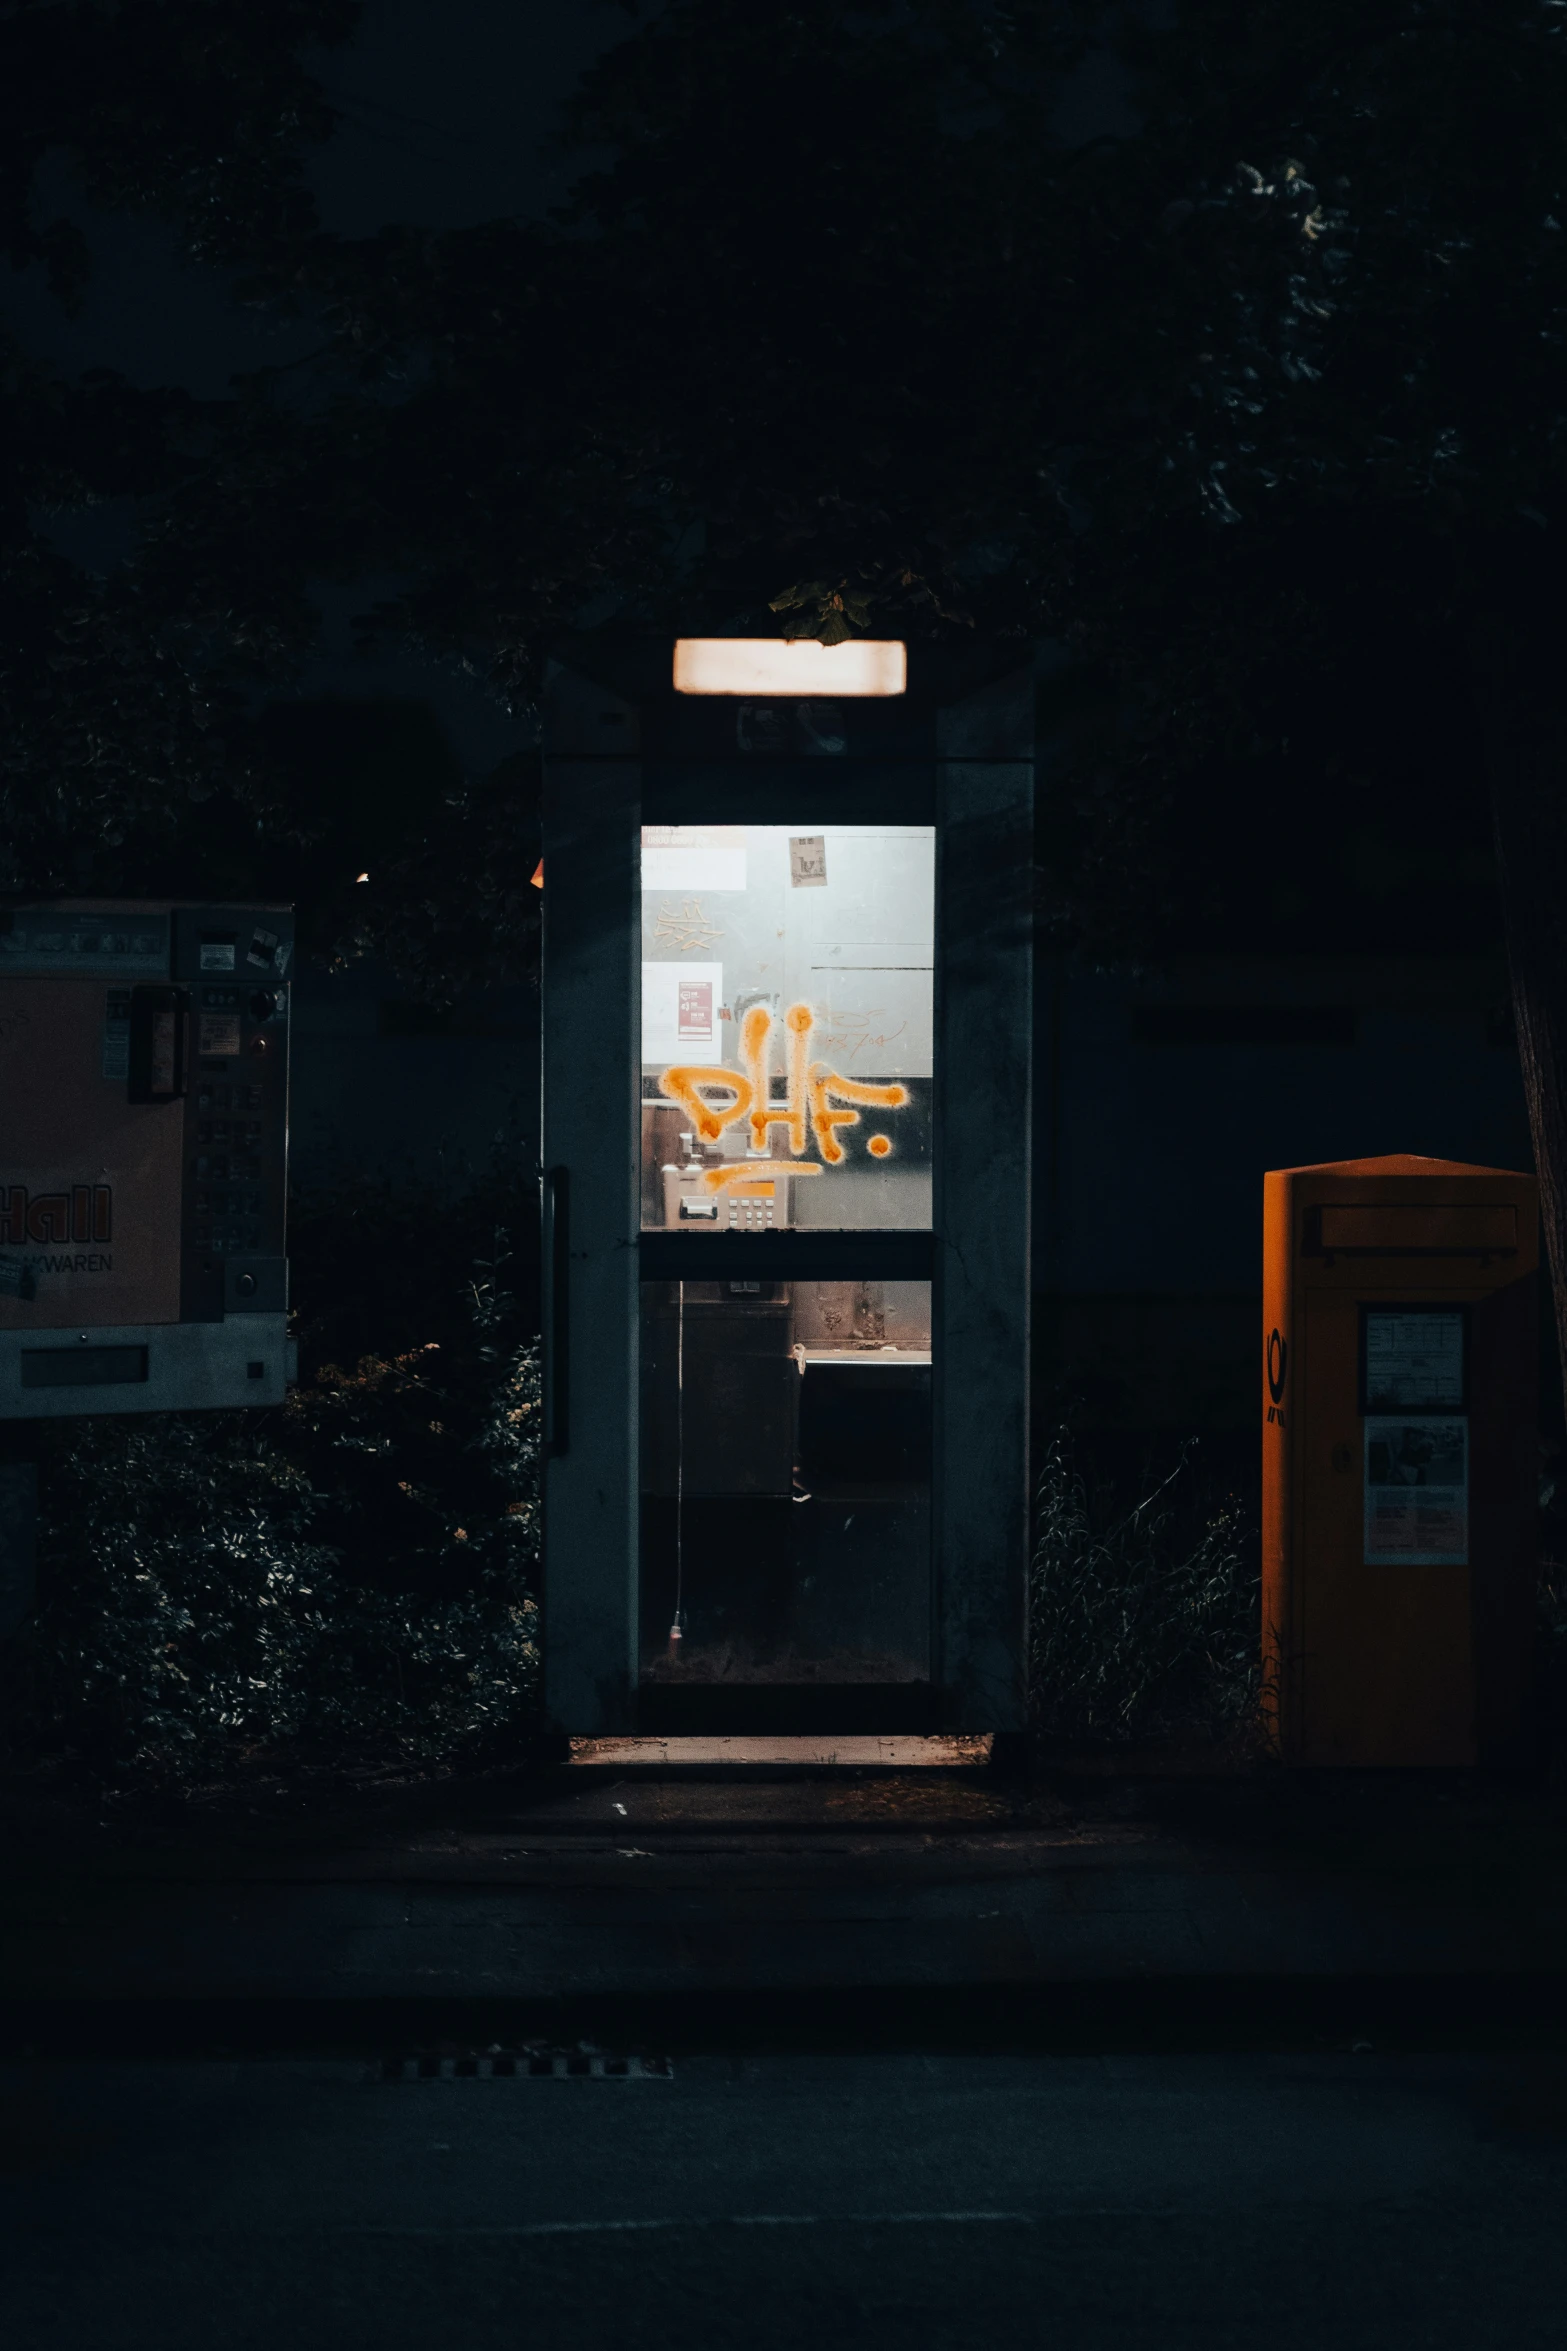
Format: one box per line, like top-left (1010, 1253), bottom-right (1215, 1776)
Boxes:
top-left (541, 636), bottom-right (1036, 1735)
top-left (0, 901), bottom-right (293, 1417)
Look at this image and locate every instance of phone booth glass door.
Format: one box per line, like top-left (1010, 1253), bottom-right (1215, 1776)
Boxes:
top-left (639, 821), bottom-right (934, 1694)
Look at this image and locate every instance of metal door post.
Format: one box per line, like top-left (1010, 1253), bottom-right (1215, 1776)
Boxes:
top-left (540, 665), bottom-right (642, 1733)
top-left (934, 667), bottom-right (1035, 1729)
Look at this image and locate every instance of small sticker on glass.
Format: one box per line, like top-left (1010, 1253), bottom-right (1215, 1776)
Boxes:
top-left (199, 1013), bottom-right (243, 1056)
top-left (677, 981), bottom-right (714, 1045)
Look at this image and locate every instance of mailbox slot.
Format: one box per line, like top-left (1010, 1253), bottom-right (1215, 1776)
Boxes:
top-left (1312, 1202), bottom-right (1517, 1256)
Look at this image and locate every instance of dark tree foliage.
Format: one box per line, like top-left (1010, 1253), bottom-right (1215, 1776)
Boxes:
top-left (1, 0), bottom-right (353, 287)
top-left (1068, 0), bottom-right (1567, 1375)
top-left (5, 1), bottom-right (1567, 1359)
top-left (0, 0), bottom-right (357, 905)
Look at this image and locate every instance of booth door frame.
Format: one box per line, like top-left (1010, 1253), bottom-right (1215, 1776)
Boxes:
top-left (540, 658), bottom-right (1033, 1735)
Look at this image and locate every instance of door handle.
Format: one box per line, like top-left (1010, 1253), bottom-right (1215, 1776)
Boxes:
top-left (542, 1165), bottom-right (569, 1454)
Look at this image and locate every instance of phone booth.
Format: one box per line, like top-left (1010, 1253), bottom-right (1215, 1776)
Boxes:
top-left (1262, 1152), bottom-right (1540, 1767)
top-left (540, 637), bottom-right (1034, 1735)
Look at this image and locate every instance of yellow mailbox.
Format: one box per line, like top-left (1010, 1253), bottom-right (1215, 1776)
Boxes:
top-left (1262, 1153), bottom-right (1539, 1766)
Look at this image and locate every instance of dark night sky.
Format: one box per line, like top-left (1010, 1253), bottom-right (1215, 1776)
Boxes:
top-left (7, 0), bottom-right (626, 383)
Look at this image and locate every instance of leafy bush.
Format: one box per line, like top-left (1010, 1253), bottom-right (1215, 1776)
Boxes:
top-left (8, 1176), bottom-right (543, 1794)
top-left (1029, 1426), bottom-right (1262, 1750)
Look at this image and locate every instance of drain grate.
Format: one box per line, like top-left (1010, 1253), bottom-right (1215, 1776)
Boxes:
top-left (380, 2049), bottom-right (673, 2082)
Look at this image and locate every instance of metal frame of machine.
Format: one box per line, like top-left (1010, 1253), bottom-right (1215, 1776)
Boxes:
top-left (0, 900), bottom-right (293, 1418)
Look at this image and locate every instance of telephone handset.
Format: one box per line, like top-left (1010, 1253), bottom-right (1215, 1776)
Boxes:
top-left (661, 1128), bottom-right (795, 1233)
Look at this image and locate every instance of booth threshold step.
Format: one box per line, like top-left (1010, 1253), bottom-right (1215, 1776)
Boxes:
top-left (569, 1736), bottom-right (993, 1771)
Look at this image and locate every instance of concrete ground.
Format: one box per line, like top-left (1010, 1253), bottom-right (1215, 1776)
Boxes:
top-left (5, 2032), bottom-right (1567, 2348)
top-left (3, 1747), bottom-right (1566, 2000)
top-left (5, 1749), bottom-right (1566, 2345)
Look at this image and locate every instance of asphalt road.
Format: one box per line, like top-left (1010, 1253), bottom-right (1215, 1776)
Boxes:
top-left (4, 2037), bottom-right (1567, 2348)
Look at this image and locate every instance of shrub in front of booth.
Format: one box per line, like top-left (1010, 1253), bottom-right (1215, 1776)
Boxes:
top-left (1029, 1427), bottom-right (1263, 1752)
top-left (4, 1179), bottom-right (542, 1796)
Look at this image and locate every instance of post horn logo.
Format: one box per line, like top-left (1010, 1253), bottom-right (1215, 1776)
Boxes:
top-left (1267, 1328), bottom-right (1288, 1406)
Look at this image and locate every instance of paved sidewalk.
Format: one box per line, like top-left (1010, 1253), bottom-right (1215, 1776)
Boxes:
top-left (3, 1749), bottom-right (1566, 2000)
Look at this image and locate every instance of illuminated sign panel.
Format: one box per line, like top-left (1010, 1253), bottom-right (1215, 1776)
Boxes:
top-left (672, 639), bottom-right (907, 697)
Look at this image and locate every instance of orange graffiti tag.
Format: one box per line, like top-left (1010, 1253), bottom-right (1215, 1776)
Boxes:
top-left (702, 1159), bottom-right (822, 1193)
top-left (661, 1002), bottom-right (909, 1177)
top-left (659, 1065), bottom-right (752, 1143)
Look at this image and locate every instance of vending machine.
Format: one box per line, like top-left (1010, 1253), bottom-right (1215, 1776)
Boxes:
top-left (0, 901), bottom-right (293, 1416)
